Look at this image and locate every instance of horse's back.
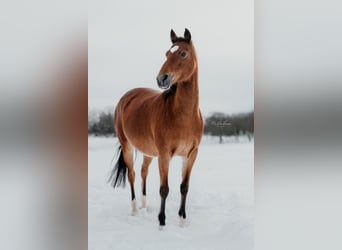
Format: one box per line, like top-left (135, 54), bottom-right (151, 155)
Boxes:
top-left (115, 87), bottom-right (159, 114)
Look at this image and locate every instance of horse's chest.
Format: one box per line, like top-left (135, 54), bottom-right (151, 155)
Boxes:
top-left (165, 119), bottom-right (200, 137)
top-left (165, 122), bottom-right (201, 154)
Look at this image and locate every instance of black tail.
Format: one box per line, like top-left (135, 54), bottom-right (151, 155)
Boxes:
top-left (108, 146), bottom-right (127, 188)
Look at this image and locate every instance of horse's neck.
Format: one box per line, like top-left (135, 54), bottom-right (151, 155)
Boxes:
top-left (173, 72), bottom-right (200, 114)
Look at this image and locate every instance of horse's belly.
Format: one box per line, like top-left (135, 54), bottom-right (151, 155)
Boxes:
top-left (125, 132), bottom-right (158, 157)
top-left (172, 139), bottom-right (198, 157)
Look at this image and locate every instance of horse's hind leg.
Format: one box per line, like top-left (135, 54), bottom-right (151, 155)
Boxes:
top-left (141, 155), bottom-right (152, 208)
top-left (179, 148), bottom-right (199, 225)
top-left (122, 144), bottom-right (138, 215)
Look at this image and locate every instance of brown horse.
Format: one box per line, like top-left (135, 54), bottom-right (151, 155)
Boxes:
top-left (109, 28), bottom-right (203, 227)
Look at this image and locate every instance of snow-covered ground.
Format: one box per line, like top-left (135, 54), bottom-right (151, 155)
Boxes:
top-left (89, 136), bottom-right (254, 250)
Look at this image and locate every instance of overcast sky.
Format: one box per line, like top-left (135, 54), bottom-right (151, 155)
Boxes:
top-left (89, 0), bottom-right (253, 116)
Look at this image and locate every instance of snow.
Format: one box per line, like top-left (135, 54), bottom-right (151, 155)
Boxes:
top-left (89, 136), bottom-right (253, 250)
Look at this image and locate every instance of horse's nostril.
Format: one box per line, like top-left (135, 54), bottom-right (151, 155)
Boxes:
top-left (162, 74), bottom-right (168, 82)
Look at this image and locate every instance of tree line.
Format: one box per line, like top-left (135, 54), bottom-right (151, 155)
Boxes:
top-left (88, 112), bottom-right (115, 136)
top-left (88, 110), bottom-right (254, 141)
top-left (204, 111), bottom-right (254, 143)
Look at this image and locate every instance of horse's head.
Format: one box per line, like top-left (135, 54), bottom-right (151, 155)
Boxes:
top-left (157, 28), bottom-right (198, 89)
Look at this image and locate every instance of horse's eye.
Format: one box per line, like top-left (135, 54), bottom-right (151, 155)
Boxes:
top-left (180, 51), bottom-right (187, 58)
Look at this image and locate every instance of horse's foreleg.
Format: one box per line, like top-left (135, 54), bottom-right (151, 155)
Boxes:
top-left (141, 156), bottom-right (152, 208)
top-left (179, 148), bottom-right (198, 224)
top-left (158, 155), bottom-right (170, 226)
top-left (122, 146), bottom-right (137, 215)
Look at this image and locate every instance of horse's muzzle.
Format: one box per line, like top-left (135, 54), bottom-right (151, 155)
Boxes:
top-left (157, 73), bottom-right (172, 89)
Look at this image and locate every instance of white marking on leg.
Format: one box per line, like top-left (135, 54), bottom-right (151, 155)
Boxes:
top-left (179, 217), bottom-right (187, 227)
top-left (131, 199), bottom-right (138, 215)
top-left (141, 195), bottom-right (147, 208)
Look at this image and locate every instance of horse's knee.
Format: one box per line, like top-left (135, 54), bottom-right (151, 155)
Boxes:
top-left (160, 185), bottom-right (169, 199)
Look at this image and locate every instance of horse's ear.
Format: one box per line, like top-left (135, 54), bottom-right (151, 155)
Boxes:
top-left (184, 28), bottom-right (191, 43)
top-left (170, 29), bottom-right (177, 43)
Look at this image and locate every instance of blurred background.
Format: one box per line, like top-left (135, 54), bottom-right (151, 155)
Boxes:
top-left (0, 0), bottom-right (341, 249)
top-left (0, 1), bottom-right (87, 250)
top-left (256, 0), bottom-right (342, 249)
